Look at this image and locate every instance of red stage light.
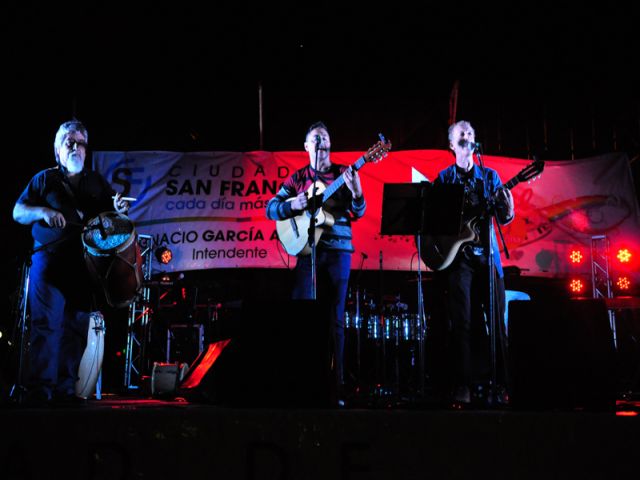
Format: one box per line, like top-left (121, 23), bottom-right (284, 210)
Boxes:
top-left (569, 249), bottom-right (584, 264)
top-left (155, 245), bottom-right (173, 264)
top-left (569, 278), bottom-right (585, 294)
top-left (616, 248), bottom-right (632, 264)
top-left (616, 411), bottom-right (638, 417)
top-left (615, 276), bottom-right (631, 291)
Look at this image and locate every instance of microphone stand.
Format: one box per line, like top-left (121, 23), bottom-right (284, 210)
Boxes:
top-left (10, 255), bottom-right (31, 404)
top-left (355, 253), bottom-right (367, 388)
top-left (308, 138), bottom-right (322, 300)
top-left (378, 250), bottom-right (387, 396)
top-left (415, 181), bottom-right (428, 398)
top-left (475, 145), bottom-right (509, 407)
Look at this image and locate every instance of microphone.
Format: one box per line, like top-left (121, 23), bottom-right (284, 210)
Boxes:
top-left (458, 139), bottom-right (481, 151)
top-left (314, 134), bottom-right (322, 146)
top-left (361, 252), bottom-right (368, 259)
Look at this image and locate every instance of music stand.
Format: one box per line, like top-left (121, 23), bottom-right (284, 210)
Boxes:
top-left (381, 182), bottom-right (464, 237)
top-left (381, 181), bottom-right (464, 397)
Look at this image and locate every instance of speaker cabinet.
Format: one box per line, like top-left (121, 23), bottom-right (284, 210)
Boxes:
top-left (180, 299), bottom-right (333, 407)
top-left (508, 298), bottom-right (616, 410)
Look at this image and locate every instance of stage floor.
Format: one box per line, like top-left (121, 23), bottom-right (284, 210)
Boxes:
top-left (2, 394), bottom-right (639, 479)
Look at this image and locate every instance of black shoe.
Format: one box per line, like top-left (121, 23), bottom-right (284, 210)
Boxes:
top-left (22, 389), bottom-right (51, 408)
top-left (52, 393), bottom-right (88, 408)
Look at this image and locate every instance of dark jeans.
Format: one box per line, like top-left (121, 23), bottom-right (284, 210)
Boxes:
top-left (292, 250), bottom-right (351, 385)
top-left (27, 249), bottom-right (92, 399)
top-left (439, 248), bottom-right (507, 390)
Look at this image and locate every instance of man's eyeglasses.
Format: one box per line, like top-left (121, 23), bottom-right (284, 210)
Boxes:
top-left (64, 139), bottom-right (88, 149)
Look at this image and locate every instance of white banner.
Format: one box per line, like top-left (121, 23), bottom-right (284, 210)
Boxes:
top-left (93, 150), bottom-right (640, 284)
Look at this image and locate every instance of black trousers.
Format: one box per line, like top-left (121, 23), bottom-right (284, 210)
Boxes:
top-left (437, 248), bottom-right (507, 390)
top-left (292, 250), bottom-right (351, 386)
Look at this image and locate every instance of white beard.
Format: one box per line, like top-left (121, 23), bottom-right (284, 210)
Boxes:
top-left (65, 154), bottom-right (84, 174)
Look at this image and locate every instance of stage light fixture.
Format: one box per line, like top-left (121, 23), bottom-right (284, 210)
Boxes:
top-left (569, 249), bottom-right (584, 265)
top-left (569, 278), bottom-right (586, 295)
top-left (616, 248), bottom-right (632, 264)
top-left (615, 276), bottom-right (631, 292)
top-left (155, 245), bottom-right (173, 264)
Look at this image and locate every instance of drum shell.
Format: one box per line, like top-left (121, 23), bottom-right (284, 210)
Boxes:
top-left (76, 312), bottom-right (105, 399)
top-left (82, 212), bottom-right (143, 308)
top-left (400, 313), bottom-right (421, 341)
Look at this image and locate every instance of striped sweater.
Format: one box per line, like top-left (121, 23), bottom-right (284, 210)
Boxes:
top-left (266, 163), bottom-right (366, 252)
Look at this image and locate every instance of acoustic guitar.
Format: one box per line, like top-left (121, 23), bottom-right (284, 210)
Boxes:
top-left (420, 159), bottom-right (544, 271)
top-left (276, 137), bottom-right (392, 256)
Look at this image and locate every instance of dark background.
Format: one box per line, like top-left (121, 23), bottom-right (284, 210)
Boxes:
top-left (4, 3), bottom-right (640, 389)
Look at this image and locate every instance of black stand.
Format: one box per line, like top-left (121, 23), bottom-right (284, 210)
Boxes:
top-left (307, 137), bottom-right (322, 299)
top-left (475, 146), bottom-right (510, 406)
top-left (378, 250), bottom-right (387, 391)
top-left (9, 258), bottom-right (31, 403)
top-left (354, 253), bottom-right (367, 382)
top-left (381, 181), bottom-right (464, 398)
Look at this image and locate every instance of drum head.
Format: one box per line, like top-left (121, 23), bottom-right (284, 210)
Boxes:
top-left (82, 212), bottom-right (135, 255)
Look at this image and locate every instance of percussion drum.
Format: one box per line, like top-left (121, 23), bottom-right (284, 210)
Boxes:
top-left (367, 314), bottom-right (382, 339)
top-left (384, 315), bottom-right (402, 342)
top-left (344, 310), bottom-right (364, 329)
top-left (76, 311), bottom-right (105, 399)
top-left (400, 313), bottom-right (421, 341)
top-left (82, 212), bottom-right (143, 308)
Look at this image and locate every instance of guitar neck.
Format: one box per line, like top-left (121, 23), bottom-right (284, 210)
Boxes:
top-left (501, 160), bottom-right (543, 191)
top-left (502, 176), bottom-right (521, 191)
top-left (321, 156), bottom-right (366, 202)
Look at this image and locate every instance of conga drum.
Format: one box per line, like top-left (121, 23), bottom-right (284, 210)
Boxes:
top-left (82, 212), bottom-right (143, 308)
top-left (75, 311), bottom-right (105, 399)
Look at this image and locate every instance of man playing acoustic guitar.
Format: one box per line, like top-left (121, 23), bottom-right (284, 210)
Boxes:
top-left (266, 121), bottom-right (389, 403)
top-left (433, 120), bottom-right (514, 407)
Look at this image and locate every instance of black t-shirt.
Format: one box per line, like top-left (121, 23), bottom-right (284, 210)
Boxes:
top-left (16, 167), bottom-right (115, 252)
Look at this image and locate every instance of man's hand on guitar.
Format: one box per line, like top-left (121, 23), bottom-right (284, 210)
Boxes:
top-left (290, 192), bottom-right (308, 211)
top-left (496, 187), bottom-right (514, 220)
top-left (344, 167), bottom-right (363, 199)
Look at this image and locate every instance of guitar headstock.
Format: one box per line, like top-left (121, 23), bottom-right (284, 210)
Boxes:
top-left (364, 133), bottom-right (392, 164)
top-left (517, 158), bottom-right (545, 183)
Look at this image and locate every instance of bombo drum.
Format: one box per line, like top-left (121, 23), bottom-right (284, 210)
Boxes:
top-left (82, 212), bottom-right (143, 308)
top-left (76, 311), bottom-right (105, 399)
